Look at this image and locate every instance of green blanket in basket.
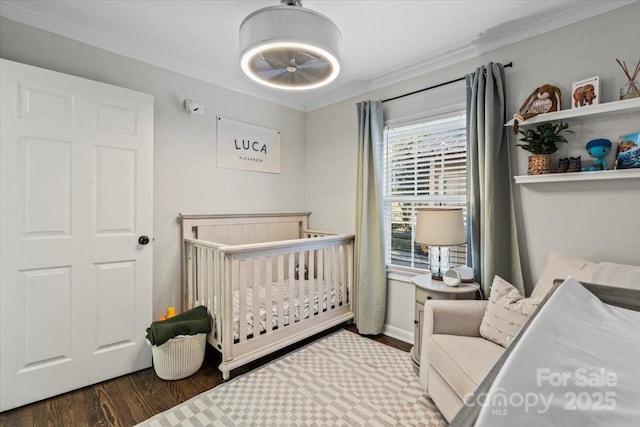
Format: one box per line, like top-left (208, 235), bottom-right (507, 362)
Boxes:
top-left (146, 305), bottom-right (211, 346)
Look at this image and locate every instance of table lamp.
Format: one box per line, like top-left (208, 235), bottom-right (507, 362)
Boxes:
top-left (415, 207), bottom-right (467, 280)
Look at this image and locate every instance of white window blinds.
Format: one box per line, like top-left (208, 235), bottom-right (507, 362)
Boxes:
top-left (383, 113), bottom-right (468, 270)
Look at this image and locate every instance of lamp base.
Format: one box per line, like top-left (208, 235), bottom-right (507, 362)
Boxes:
top-left (429, 246), bottom-right (450, 281)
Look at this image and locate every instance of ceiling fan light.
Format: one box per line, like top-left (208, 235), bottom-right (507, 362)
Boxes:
top-left (239, 4), bottom-right (341, 90)
top-left (240, 41), bottom-right (340, 90)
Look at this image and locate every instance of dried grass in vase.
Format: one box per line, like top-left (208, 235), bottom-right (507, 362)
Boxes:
top-left (616, 58), bottom-right (640, 100)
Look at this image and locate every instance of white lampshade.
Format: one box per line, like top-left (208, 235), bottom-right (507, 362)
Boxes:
top-left (239, 2), bottom-right (341, 90)
top-left (415, 208), bottom-right (467, 246)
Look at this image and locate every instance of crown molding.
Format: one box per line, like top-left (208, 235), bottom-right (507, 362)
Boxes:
top-left (303, 0), bottom-right (637, 111)
top-left (0, 0), bottom-right (308, 111)
top-left (1, 0), bottom-right (635, 113)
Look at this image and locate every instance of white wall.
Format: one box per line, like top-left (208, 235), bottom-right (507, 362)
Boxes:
top-left (305, 2), bottom-right (640, 342)
top-left (0, 17), bottom-right (307, 318)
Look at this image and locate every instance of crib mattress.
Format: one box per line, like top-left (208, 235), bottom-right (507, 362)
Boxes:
top-left (228, 280), bottom-right (343, 341)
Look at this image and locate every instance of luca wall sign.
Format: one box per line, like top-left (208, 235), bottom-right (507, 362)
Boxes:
top-left (216, 117), bottom-right (281, 174)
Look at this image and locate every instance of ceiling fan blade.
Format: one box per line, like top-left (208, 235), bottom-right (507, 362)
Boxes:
top-left (251, 55), bottom-right (285, 73)
top-left (294, 50), bottom-right (321, 66)
top-left (261, 49), bottom-right (294, 70)
top-left (290, 69), bottom-right (316, 84)
top-left (296, 59), bottom-right (328, 70)
top-left (258, 68), bottom-right (289, 80)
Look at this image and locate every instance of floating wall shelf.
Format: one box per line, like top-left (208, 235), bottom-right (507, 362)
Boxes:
top-left (505, 97), bottom-right (640, 127)
top-left (514, 168), bottom-right (640, 184)
top-left (510, 97), bottom-right (640, 181)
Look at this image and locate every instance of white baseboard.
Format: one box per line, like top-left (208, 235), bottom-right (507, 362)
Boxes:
top-left (382, 324), bottom-right (413, 344)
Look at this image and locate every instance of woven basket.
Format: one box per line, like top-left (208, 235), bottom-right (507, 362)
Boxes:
top-left (152, 333), bottom-right (206, 380)
top-left (527, 154), bottom-right (552, 175)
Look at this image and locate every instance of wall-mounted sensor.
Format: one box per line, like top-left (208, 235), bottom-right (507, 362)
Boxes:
top-left (184, 99), bottom-right (204, 115)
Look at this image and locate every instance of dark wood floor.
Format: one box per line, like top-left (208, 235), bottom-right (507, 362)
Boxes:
top-left (0, 324), bottom-right (411, 426)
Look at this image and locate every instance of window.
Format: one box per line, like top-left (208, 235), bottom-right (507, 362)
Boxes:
top-left (383, 112), bottom-right (468, 271)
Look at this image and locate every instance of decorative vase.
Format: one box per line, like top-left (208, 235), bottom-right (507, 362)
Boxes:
top-left (620, 80), bottom-right (640, 100)
top-left (527, 154), bottom-right (552, 175)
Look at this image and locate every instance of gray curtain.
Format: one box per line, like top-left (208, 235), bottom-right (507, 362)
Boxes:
top-left (466, 63), bottom-right (524, 296)
top-left (354, 100), bottom-right (386, 334)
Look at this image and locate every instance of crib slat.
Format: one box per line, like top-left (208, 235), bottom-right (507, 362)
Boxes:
top-left (288, 253), bottom-right (295, 325)
top-left (331, 246), bottom-right (341, 308)
top-left (186, 243), bottom-right (194, 310)
top-left (326, 247), bottom-right (332, 312)
top-left (338, 246), bottom-right (343, 306)
top-left (239, 259), bottom-right (247, 342)
top-left (223, 257), bottom-right (233, 360)
top-left (265, 256), bottom-right (273, 334)
top-left (277, 255), bottom-right (285, 330)
top-left (213, 247), bottom-right (222, 341)
top-left (344, 244), bottom-right (349, 305)
top-left (204, 247), bottom-right (211, 308)
top-left (325, 248), bottom-right (335, 311)
top-left (253, 257), bottom-right (260, 339)
top-left (348, 241), bottom-right (353, 304)
top-left (194, 246), bottom-right (201, 306)
top-left (196, 247), bottom-right (203, 306)
top-left (206, 248), bottom-right (213, 315)
top-left (203, 246), bottom-right (209, 305)
top-left (309, 249), bottom-right (316, 318)
top-left (298, 251), bottom-right (306, 320)
top-left (197, 246), bottom-right (203, 305)
top-left (317, 248), bottom-right (324, 313)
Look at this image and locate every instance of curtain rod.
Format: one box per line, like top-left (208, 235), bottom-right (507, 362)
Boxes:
top-left (381, 62), bottom-right (513, 103)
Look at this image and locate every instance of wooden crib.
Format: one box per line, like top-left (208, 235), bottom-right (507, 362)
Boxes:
top-left (179, 212), bottom-right (354, 379)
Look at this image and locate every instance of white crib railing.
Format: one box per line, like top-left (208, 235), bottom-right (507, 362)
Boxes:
top-left (183, 231), bottom-right (354, 379)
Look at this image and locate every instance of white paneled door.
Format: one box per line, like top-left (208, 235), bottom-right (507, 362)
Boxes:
top-left (0, 59), bottom-right (154, 411)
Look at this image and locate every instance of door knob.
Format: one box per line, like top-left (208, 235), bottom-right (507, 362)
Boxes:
top-left (138, 235), bottom-right (150, 245)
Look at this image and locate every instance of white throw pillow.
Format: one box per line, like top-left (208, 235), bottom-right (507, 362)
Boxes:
top-left (530, 250), bottom-right (597, 299)
top-left (591, 262), bottom-right (640, 290)
top-left (480, 276), bottom-right (543, 347)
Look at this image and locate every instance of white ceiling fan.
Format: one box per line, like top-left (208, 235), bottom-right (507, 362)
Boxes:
top-left (239, 0), bottom-right (342, 90)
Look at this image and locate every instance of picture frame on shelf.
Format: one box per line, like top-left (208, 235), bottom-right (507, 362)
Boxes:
top-left (572, 76), bottom-right (600, 109)
top-left (614, 132), bottom-right (640, 169)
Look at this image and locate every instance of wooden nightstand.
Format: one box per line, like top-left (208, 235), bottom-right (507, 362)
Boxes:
top-left (410, 274), bottom-right (479, 371)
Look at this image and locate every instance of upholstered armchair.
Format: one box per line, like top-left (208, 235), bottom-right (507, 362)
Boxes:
top-left (418, 299), bottom-right (503, 422)
top-left (419, 250), bottom-right (640, 422)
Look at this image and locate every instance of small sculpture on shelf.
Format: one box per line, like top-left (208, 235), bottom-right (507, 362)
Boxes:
top-left (568, 156), bottom-right (582, 172)
top-left (512, 84), bottom-right (562, 132)
top-left (583, 139), bottom-right (612, 171)
top-left (554, 157), bottom-right (570, 173)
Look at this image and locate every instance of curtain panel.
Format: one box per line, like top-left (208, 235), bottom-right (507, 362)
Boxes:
top-left (354, 100), bottom-right (386, 334)
top-left (466, 63), bottom-right (524, 296)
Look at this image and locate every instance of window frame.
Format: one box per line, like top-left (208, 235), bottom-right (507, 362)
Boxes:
top-left (383, 104), bottom-right (468, 277)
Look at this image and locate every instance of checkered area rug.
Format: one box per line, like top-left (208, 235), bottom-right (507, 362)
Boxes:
top-left (138, 329), bottom-right (447, 426)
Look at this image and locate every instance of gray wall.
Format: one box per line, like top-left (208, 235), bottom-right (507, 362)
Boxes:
top-left (1, 2), bottom-right (639, 340)
top-left (305, 2), bottom-right (640, 341)
top-left (0, 17), bottom-right (307, 318)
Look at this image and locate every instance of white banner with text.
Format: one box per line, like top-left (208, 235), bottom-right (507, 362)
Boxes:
top-left (216, 117), bottom-right (281, 174)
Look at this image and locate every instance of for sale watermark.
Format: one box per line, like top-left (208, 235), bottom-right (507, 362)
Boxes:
top-left (463, 367), bottom-right (617, 416)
